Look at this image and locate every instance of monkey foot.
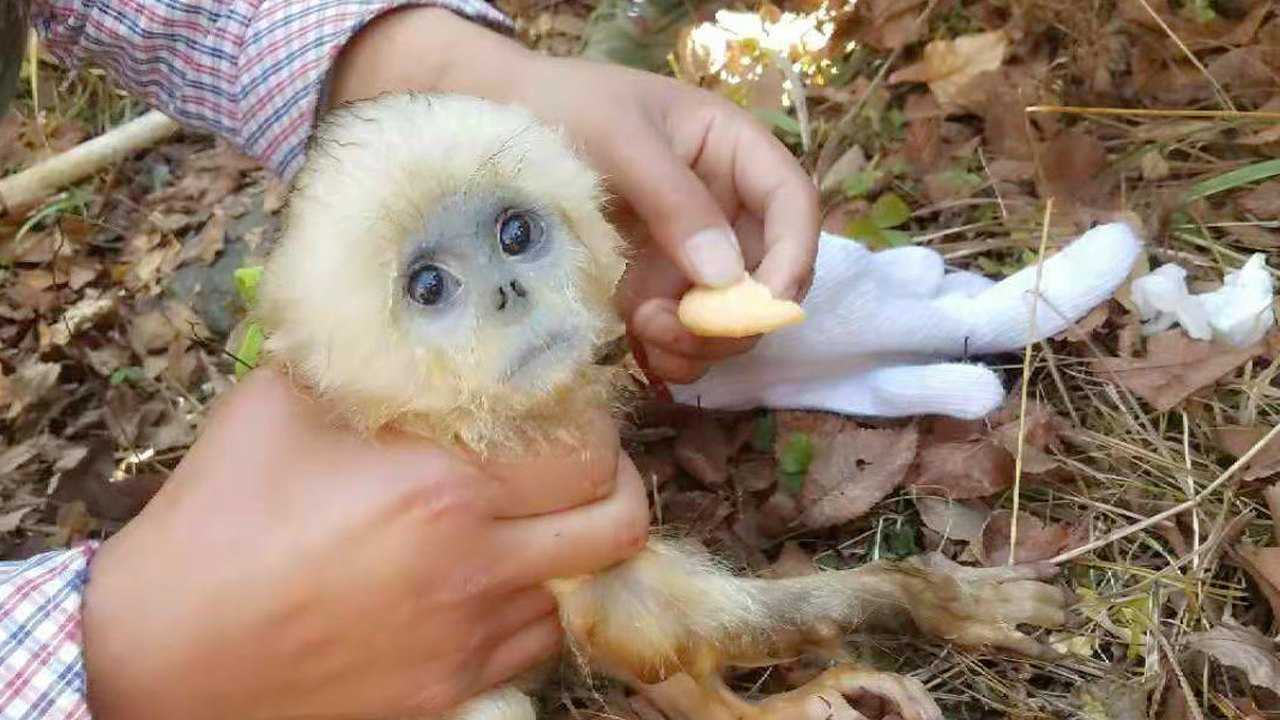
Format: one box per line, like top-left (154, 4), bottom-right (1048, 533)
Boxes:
top-left (638, 666), bottom-right (941, 720)
top-left (755, 666), bottom-right (942, 720)
top-left (896, 553), bottom-right (1069, 659)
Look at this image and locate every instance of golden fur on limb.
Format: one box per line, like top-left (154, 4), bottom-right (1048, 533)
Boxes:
top-left (256, 93), bottom-right (1067, 720)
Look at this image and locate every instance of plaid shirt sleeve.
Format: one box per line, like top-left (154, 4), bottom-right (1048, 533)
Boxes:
top-left (0, 544), bottom-right (97, 720)
top-left (31, 0), bottom-right (514, 179)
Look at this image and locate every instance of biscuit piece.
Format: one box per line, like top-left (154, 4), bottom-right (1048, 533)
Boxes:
top-left (677, 274), bottom-right (806, 338)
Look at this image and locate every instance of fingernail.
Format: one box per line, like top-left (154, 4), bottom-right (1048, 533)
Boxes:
top-left (685, 228), bottom-right (745, 287)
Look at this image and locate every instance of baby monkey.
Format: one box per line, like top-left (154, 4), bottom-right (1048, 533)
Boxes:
top-left (256, 94), bottom-right (1068, 720)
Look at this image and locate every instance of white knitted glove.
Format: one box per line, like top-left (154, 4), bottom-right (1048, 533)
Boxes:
top-left (669, 223), bottom-right (1143, 419)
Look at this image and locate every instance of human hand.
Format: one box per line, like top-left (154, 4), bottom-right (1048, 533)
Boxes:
top-left (82, 369), bottom-right (648, 720)
top-left (670, 223), bottom-right (1142, 418)
top-left (326, 7), bottom-right (820, 384)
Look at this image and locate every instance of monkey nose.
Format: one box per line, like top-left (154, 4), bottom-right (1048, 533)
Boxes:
top-left (495, 279), bottom-right (529, 312)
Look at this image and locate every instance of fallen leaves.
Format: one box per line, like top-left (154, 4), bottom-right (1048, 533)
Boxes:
top-left (1, 360), bottom-right (61, 421)
top-left (1215, 426), bottom-right (1280, 482)
top-left (798, 422), bottom-right (919, 529)
top-left (977, 510), bottom-right (1081, 566)
top-left (1188, 623), bottom-right (1280, 696)
top-left (889, 30), bottom-right (1009, 108)
top-left (908, 438), bottom-right (1014, 499)
top-left (914, 495), bottom-right (988, 543)
top-left (1238, 181), bottom-right (1280, 218)
top-left (1093, 331), bottom-right (1266, 412)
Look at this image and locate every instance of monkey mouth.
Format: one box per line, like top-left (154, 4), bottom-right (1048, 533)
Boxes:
top-left (503, 329), bottom-right (580, 382)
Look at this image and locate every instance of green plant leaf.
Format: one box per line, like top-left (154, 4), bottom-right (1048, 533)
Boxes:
top-left (234, 321), bottom-right (265, 378)
top-left (880, 229), bottom-right (913, 247)
top-left (1186, 159), bottom-right (1280, 202)
top-left (753, 108), bottom-right (801, 138)
top-left (234, 266), bottom-right (264, 308)
top-left (842, 169), bottom-right (882, 199)
top-left (870, 193), bottom-right (911, 228)
top-left (751, 413), bottom-right (776, 454)
top-left (844, 215), bottom-right (884, 243)
top-left (778, 432), bottom-right (814, 475)
top-left (108, 366), bottom-right (145, 386)
top-left (779, 471), bottom-right (806, 493)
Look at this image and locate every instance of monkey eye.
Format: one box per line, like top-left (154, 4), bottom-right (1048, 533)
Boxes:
top-left (405, 263), bottom-right (458, 307)
top-left (497, 210), bottom-right (543, 257)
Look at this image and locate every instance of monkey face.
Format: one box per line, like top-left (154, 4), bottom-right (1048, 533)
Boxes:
top-left (394, 188), bottom-right (603, 393)
top-left (258, 94), bottom-right (627, 440)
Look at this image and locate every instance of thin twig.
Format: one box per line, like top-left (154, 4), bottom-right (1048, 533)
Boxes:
top-left (1026, 105), bottom-right (1280, 121)
top-left (1132, 0), bottom-right (1235, 112)
top-left (1051, 421), bottom-right (1280, 565)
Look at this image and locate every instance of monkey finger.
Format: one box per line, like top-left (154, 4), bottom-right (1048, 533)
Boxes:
top-left (491, 452), bottom-right (650, 587)
top-left (480, 406), bottom-right (622, 519)
top-left (476, 615), bottom-right (563, 692)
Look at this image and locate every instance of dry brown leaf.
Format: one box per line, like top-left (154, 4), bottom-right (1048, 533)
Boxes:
top-left (1214, 426), bottom-right (1280, 482)
top-left (0, 441), bottom-right (40, 475)
top-left (731, 457), bottom-right (777, 493)
top-left (1188, 623), bottom-right (1280, 695)
top-left (181, 207), bottom-right (227, 267)
top-left (44, 294), bottom-right (116, 348)
top-left (128, 309), bottom-right (179, 357)
top-left (0, 506), bottom-right (35, 533)
top-left (913, 495), bottom-right (988, 543)
top-left (766, 541), bottom-right (817, 578)
top-left (907, 439), bottom-right (1014, 500)
top-left (660, 490), bottom-right (731, 538)
top-left (674, 415), bottom-right (732, 487)
top-left (819, 145), bottom-right (867, 195)
top-left (1234, 543), bottom-right (1280, 621)
top-left (1238, 181), bottom-right (1280, 219)
top-left (990, 402), bottom-right (1064, 474)
top-left (2, 360), bottom-right (61, 421)
top-left (889, 30), bottom-right (1009, 107)
top-left (799, 424), bottom-right (919, 529)
top-left (1040, 130), bottom-right (1109, 208)
top-left (832, 0), bottom-right (926, 52)
top-left (978, 510), bottom-right (1080, 566)
top-left (1092, 331), bottom-right (1265, 412)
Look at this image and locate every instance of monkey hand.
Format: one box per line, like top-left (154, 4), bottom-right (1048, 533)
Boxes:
top-left (887, 553), bottom-right (1069, 660)
top-left (669, 222), bottom-right (1142, 419)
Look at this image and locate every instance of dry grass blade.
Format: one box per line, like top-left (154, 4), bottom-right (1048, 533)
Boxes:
top-left (1008, 196), bottom-right (1054, 566)
top-left (1052, 422), bottom-right (1280, 565)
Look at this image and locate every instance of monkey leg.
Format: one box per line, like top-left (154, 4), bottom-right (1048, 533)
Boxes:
top-left (549, 540), bottom-right (1068, 689)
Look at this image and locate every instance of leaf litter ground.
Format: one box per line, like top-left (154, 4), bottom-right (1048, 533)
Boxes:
top-left (3, 1), bottom-right (1280, 718)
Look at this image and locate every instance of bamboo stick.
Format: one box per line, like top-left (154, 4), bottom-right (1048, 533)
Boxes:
top-left (0, 109), bottom-right (182, 215)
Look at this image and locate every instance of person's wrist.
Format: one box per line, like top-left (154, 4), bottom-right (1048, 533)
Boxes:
top-left (82, 530), bottom-right (230, 720)
top-left (327, 5), bottom-right (537, 109)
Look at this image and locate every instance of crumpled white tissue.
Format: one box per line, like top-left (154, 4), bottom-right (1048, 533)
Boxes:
top-left (1131, 253), bottom-right (1275, 347)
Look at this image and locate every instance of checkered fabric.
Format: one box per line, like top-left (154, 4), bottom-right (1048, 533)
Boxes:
top-left (0, 545), bottom-right (97, 720)
top-left (8, 3), bottom-right (513, 715)
top-left (32, 0), bottom-right (513, 179)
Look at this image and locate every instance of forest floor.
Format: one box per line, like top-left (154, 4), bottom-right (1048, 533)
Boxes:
top-left (2, 1), bottom-right (1280, 718)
